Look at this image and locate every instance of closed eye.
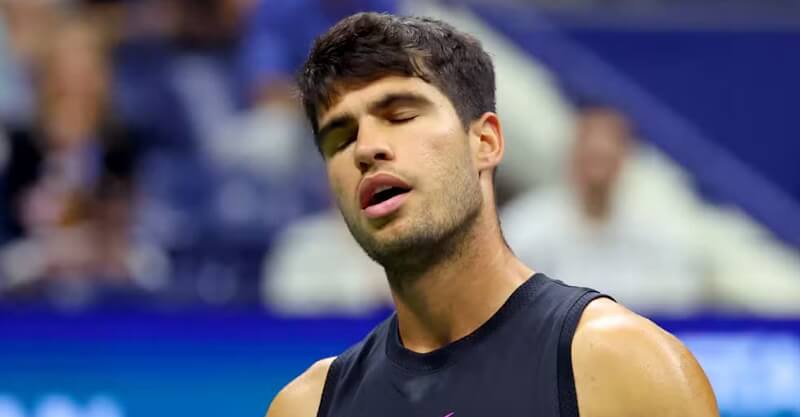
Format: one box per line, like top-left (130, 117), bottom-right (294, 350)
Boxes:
top-left (322, 127), bottom-right (357, 158)
top-left (388, 115), bottom-right (417, 124)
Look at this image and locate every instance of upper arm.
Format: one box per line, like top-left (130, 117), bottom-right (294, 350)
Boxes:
top-left (572, 299), bottom-right (718, 417)
top-left (265, 357), bottom-right (336, 417)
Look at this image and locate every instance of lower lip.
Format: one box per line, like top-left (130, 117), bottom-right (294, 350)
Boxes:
top-left (363, 192), bottom-right (410, 219)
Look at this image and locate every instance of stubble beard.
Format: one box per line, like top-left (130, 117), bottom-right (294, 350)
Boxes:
top-left (341, 168), bottom-right (483, 278)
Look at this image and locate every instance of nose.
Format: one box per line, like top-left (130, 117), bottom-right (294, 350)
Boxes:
top-left (353, 122), bottom-right (394, 173)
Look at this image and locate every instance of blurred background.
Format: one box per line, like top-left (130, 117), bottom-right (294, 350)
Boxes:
top-left (0, 0), bottom-right (798, 416)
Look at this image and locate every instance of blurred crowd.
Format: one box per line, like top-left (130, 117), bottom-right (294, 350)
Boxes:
top-left (0, 0), bottom-right (798, 315)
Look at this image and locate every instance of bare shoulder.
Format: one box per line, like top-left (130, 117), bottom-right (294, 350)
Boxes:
top-left (265, 357), bottom-right (336, 417)
top-left (571, 298), bottom-right (719, 417)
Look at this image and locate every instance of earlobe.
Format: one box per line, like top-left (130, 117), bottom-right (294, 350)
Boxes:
top-left (473, 112), bottom-right (504, 171)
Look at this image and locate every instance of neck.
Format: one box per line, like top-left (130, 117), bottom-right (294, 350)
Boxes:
top-left (386, 208), bottom-right (534, 354)
top-left (580, 186), bottom-right (612, 223)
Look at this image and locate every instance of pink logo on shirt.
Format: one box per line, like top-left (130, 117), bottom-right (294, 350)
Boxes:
top-left (443, 413), bottom-right (454, 417)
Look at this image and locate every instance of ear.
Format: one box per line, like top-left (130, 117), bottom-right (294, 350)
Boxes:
top-left (469, 112), bottom-right (505, 175)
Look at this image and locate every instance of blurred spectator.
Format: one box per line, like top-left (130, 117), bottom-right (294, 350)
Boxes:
top-left (110, 0), bottom-right (276, 251)
top-left (0, 16), bottom-right (169, 308)
top-left (502, 105), bottom-right (709, 314)
top-left (110, 0), bottom-right (339, 304)
top-left (2, 16), bottom-right (119, 241)
top-left (0, 0), bottom-right (60, 124)
top-left (109, 0), bottom-right (249, 150)
top-left (503, 103), bottom-right (800, 315)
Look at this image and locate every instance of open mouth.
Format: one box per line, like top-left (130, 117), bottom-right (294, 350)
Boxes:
top-left (364, 185), bottom-right (411, 209)
top-left (359, 174), bottom-right (413, 219)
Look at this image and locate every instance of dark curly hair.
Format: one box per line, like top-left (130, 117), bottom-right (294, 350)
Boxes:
top-left (297, 12), bottom-right (496, 138)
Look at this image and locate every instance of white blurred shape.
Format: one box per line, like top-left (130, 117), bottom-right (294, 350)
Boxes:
top-left (33, 395), bottom-right (80, 417)
top-left (208, 105), bottom-right (308, 180)
top-left (83, 396), bottom-right (124, 417)
top-left (0, 395), bottom-right (25, 417)
top-left (263, 210), bottom-right (390, 315)
top-left (681, 333), bottom-right (800, 415)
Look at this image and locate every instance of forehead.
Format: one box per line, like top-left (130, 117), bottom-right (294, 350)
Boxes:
top-left (317, 76), bottom-right (449, 126)
top-left (579, 110), bottom-right (629, 133)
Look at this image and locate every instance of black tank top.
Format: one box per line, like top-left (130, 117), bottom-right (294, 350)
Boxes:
top-left (317, 274), bottom-right (609, 417)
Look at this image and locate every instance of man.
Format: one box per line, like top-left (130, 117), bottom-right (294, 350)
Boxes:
top-left (267, 12), bottom-right (718, 417)
top-left (502, 105), bottom-right (707, 314)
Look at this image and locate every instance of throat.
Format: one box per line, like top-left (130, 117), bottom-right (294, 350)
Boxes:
top-left (392, 258), bottom-right (533, 354)
top-left (386, 210), bottom-right (534, 354)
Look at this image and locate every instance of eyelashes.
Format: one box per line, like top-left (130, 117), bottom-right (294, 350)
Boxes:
top-left (388, 115), bottom-right (418, 124)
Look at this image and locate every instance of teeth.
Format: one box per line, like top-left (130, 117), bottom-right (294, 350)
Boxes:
top-left (374, 185), bottom-right (392, 194)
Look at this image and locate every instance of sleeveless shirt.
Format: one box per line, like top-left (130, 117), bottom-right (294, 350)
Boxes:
top-left (317, 273), bottom-right (609, 417)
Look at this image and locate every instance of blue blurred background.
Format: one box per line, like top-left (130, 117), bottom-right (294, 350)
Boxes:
top-left (0, 0), bottom-right (798, 416)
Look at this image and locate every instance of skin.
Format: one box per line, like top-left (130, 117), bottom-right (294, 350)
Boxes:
top-left (571, 108), bottom-right (631, 223)
top-left (265, 76), bottom-right (719, 417)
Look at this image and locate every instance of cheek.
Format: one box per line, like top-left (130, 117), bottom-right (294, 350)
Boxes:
top-left (411, 117), bottom-right (465, 167)
top-left (426, 128), bottom-right (473, 178)
top-left (326, 160), bottom-right (357, 207)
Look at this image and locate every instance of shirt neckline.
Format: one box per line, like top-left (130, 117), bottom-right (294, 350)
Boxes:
top-left (385, 273), bottom-right (547, 373)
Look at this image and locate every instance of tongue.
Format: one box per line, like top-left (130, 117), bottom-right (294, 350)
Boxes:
top-left (371, 187), bottom-right (406, 206)
top-left (364, 189), bottom-right (410, 219)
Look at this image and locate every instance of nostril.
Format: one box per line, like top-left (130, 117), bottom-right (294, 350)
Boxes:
top-left (374, 151), bottom-right (388, 160)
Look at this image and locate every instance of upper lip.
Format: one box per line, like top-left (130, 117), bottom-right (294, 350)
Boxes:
top-left (358, 173), bottom-right (412, 209)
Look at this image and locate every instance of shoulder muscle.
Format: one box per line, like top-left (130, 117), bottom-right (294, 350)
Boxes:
top-left (265, 357), bottom-right (336, 417)
top-left (572, 298), bottom-right (718, 417)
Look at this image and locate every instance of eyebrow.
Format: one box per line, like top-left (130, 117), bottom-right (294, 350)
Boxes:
top-left (367, 92), bottom-right (433, 114)
top-left (316, 92), bottom-right (433, 145)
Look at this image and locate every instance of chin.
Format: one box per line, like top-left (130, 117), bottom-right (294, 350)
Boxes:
top-left (367, 222), bottom-right (411, 247)
top-left (362, 221), bottom-right (421, 252)
top-left (363, 207), bottom-right (411, 231)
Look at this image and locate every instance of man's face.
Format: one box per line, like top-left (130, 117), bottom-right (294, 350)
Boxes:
top-left (316, 76), bottom-right (483, 268)
top-left (572, 109), bottom-right (630, 194)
